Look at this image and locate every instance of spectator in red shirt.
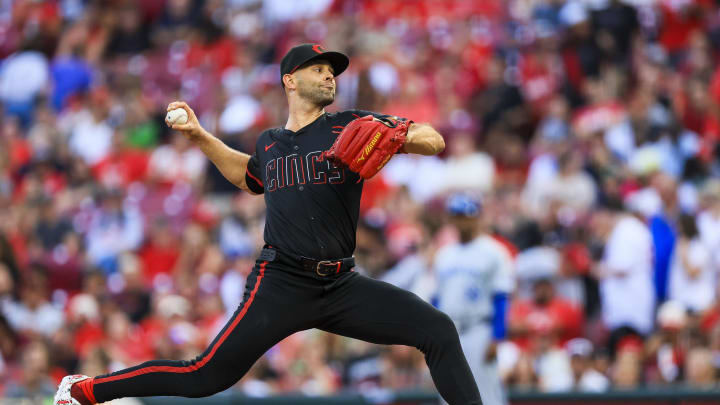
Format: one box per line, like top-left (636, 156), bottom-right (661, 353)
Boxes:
top-left (103, 310), bottom-right (154, 369)
top-left (658, 0), bottom-right (707, 58)
top-left (510, 277), bottom-right (584, 353)
top-left (139, 219), bottom-right (180, 287)
top-left (92, 133), bottom-right (150, 190)
top-left (67, 293), bottom-right (104, 360)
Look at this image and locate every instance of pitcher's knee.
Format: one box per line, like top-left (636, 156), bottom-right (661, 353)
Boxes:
top-left (180, 358), bottom-right (240, 398)
top-left (425, 311), bottom-right (460, 348)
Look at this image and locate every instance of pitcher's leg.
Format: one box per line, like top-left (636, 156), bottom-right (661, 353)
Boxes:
top-left (320, 273), bottom-right (482, 405)
top-left (92, 262), bottom-right (296, 402)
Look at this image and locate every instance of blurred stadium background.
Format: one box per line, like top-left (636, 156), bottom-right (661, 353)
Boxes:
top-left (2, 0), bottom-right (720, 404)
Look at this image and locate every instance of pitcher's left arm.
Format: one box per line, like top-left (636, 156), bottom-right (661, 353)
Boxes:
top-left (401, 123), bottom-right (445, 155)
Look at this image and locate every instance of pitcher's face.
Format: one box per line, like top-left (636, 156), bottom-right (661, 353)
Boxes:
top-left (293, 60), bottom-right (336, 107)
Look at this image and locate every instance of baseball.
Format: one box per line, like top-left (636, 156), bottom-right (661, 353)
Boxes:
top-left (166, 108), bottom-right (188, 125)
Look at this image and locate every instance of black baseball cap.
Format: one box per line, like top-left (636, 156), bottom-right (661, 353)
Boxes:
top-left (280, 43), bottom-right (349, 84)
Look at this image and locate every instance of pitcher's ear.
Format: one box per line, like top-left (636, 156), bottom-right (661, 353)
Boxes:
top-left (282, 74), bottom-right (295, 90)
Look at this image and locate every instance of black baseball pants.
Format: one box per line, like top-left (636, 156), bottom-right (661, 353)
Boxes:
top-left (91, 248), bottom-right (483, 405)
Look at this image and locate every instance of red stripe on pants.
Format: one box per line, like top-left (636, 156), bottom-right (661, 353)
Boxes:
top-left (94, 262), bottom-right (268, 385)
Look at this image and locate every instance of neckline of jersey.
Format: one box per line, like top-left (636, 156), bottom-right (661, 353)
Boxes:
top-left (282, 112), bottom-right (327, 135)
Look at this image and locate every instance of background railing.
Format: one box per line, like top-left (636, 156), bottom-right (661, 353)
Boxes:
top-left (5, 388), bottom-right (720, 405)
top-left (134, 388), bottom-right (720, 405)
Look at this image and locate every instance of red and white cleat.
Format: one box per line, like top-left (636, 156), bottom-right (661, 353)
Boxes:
top-left (54, 375), bottom-right (90, 405)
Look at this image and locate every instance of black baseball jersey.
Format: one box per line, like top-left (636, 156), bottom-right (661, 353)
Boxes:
top-left (244, 110), bottom-right (401, 260)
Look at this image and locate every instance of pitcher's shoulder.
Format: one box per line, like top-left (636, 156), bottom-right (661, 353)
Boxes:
top-left (254, 127), bottom-right (283, 148)
top-left (329, 109), bottom-right (377, 122)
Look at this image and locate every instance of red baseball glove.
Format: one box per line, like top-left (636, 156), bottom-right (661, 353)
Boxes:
top-left (323, 115), bottom-right (412, 179)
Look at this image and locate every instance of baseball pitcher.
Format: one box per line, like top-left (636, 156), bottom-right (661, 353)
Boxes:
top-left (54, 44), bottom-right (483, 405)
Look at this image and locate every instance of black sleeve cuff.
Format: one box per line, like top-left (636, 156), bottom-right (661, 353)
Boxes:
top-left (245, 170), bottom-right (264, 194)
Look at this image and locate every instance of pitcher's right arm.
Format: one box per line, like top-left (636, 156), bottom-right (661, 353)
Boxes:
top-left (166, 101), bottom-right (260, 195)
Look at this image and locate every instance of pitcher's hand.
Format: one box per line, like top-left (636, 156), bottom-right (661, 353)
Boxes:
top-left (166, 101), bottom-right (204, 140)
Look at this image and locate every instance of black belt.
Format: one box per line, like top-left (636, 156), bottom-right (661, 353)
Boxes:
top-left (259, 247), bottom-right (355, 277)
top-left (300, 256), bottom-right (355, 276)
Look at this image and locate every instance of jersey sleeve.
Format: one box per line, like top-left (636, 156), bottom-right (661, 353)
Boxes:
top-left (492, 293), bottom-right (509, 340)
top-left (244, 153), bottom-right (264, 194)
top-left (492, 244), bottom-right (515, 295)
top-left (491, 244), bottom-right (514, 340)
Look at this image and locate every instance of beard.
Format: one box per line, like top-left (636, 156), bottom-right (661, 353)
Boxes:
top-left (458, 228), bottom-right (476, 244)
top-left (297, 81), bottom-right (335, 107)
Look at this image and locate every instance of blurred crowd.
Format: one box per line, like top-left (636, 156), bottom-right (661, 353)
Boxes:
top-left (3, 0), bottom-right (720, 400)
